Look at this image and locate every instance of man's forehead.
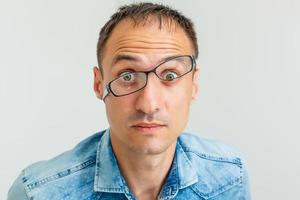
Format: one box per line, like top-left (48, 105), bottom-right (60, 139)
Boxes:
top-left (101, 18), bottom-right (193, 68)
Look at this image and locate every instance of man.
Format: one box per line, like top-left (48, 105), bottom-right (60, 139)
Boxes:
top-left (8, 2), bottom-right (251, 200)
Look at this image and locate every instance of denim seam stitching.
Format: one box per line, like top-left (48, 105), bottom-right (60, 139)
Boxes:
top-left (183, 147), bottom-right (242, 165)
top-left (239, 160), bottom-right (244, 199)
top-left (189, 186), bottom-right (208, 200)
top-left (25, 155), bottom-right (96, 191)
top-left (176, 140), bottom-right (199, 188)
top-left (94, 130), bottom-right (126, 192)
top-left (179, 178), bottom-right (198, 189)
top-left (190, 177), bottom-right (241, 199)
top-left (21, 169), bottom-right (32, 199)
top-left (96, 192), bottom-right (103, 200)
top-left (95, 187), bottom-right (125, 193)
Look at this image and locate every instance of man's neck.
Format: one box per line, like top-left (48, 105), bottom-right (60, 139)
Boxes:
top-left (111, 140), bottom-right (177, 200)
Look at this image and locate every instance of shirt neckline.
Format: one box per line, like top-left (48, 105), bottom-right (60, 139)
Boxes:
top-left (93, 129), bottom-right (199, 197)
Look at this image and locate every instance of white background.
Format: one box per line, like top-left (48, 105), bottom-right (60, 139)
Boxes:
top-left (1, 0), bottom-right (299, 199)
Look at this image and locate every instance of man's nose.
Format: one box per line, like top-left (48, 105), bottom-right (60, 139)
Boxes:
top-left (134, 73), bottom-right (163, 114)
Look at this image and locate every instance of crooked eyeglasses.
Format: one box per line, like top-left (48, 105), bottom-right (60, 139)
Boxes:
top-left (102, 55), bottom-right (196, 100)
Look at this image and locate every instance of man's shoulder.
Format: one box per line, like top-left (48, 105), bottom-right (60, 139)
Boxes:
top-left (178, 132), bottom-right (249, 199)
top-left (179, 132), bottom-right (243, 162)
top-left (24, 130), bottom-right (104, 180)
top-left (8, 130), bottom-right (105, 199)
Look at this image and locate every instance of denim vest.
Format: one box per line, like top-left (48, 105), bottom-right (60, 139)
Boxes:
top-left (8, 129), bottom-right (251, 199)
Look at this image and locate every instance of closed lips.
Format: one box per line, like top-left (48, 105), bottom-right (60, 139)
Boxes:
top-left (132, 123), bottom-right (165, 128)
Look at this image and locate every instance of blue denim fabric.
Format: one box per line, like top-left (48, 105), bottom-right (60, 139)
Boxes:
top-left (8, 129), bottom-right (251, 200)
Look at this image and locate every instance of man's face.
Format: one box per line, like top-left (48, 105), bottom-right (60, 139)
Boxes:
top-left (94, 18), bottom-right (199, 155)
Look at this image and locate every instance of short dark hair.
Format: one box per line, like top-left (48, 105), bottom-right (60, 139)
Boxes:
top-left (96, 2), bottom-right (198, 70)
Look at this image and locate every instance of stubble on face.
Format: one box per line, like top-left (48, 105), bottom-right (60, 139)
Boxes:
top-left (100, 17), bottom-right (197, 155)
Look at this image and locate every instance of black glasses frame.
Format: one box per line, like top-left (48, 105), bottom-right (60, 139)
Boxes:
top-left (102, 55), bottom-right (196, 100)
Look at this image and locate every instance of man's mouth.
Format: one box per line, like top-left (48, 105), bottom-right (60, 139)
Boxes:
top-left (131, 123), bottom-right (166, 134)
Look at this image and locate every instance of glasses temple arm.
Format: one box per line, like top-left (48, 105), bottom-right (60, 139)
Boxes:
top-left (102, 85), bottom-right (110, 101)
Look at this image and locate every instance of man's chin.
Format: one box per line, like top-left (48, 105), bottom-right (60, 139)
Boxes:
top-left (129, 145), bottom-right (169, 155)
top-left (126, 138), bottom-right (176, 155)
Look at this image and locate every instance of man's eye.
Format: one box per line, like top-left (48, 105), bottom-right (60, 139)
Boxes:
top-left (119, 72), bottom-right (135, 82)
top-left (163, 71), bottom-right (179, 81)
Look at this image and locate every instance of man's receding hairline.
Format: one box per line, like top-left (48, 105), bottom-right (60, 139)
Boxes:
top-left (128, 14), bottom-right (181, 30)
top-left (97, 2), bottom-right (199, 77)
top-left (100, 16), bottom-right (191, 65)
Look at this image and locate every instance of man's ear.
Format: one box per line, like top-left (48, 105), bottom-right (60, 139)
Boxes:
top-left (93, 66), bottom-right (104, 99)
top-left (191, 68), bottom-right (200, 100)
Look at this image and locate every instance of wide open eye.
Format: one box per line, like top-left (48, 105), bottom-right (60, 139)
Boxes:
top-left (157, 55), bottom-right (193, 81)
top-left (119, 72), bottom-right (136, 82)
top-left (162, 71), bottom-right (179, 81)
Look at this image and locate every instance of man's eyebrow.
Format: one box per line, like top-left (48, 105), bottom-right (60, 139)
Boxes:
top-left (111, 54), bottom-right (185, 68)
